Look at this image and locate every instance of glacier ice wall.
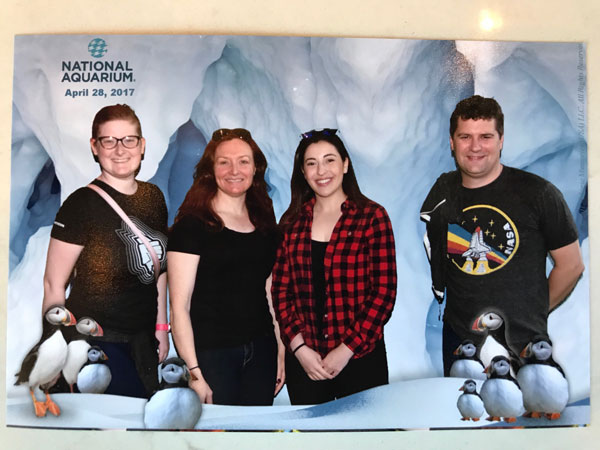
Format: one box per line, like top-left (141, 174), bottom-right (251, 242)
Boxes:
top-left (8, 36), bottom-right (588, 405)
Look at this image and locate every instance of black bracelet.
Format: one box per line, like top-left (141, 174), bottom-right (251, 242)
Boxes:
top-left (188, 365), bottom-right (199, 371)
top-left (292, 343), bottom-right (306, 354)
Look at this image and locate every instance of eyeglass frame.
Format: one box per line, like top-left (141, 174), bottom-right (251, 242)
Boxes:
top-left (95, 135), bottom-right (143, 150)
top-left (300, 128), bottom-right (338, 140)
top-left (211, 128), bottom-right (252, 142)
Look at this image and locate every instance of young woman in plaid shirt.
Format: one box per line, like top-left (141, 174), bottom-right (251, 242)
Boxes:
top-left (272, 129), bottom-right (397, 404)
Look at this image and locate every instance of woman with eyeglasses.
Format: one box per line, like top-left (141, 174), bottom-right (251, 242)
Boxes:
top-left (43, 104), bottom-right (169, 398)
top-left (168, 128), bottom-right (284, 405)
top-left (271, 129), bottom-right (397, 404)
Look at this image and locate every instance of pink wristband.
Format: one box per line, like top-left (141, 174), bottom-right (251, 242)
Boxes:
top-left (156, 323), bottom-right (170, 331)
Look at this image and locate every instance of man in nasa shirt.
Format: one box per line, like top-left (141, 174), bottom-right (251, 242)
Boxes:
top-left (420, 95), bottom-right (584, 374)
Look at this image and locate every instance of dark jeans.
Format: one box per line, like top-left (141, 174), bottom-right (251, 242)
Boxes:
top-left (196, 334), bottom-right (277, 406)
top-left (442, 323), bottom-right (465, 377)
top-left (286, 339), bottom-right (389, 405)
top-left (88, 339), bottom-right (148, 398)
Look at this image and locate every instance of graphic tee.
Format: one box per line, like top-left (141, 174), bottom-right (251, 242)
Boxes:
top-left (424, 167), bottom-right (578, 352)
top-left (168, 215), bottom-right (278, 349)
top-left (51, 179), bottom-right (168, 334)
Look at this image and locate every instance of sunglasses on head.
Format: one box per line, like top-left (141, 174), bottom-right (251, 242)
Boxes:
top-left (211, 128), bottom-right (252, 142)
top-left (300, 128), bottom-right (338, 140)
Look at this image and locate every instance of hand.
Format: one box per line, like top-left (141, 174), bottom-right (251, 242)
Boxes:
top-left (274, 342), bottom-right (286, 396)
top-left (295, 345), bottom-right (334, 381)
top-left (322, 343), bottom-right (353, 378)
top-left (155, 329), bottom-right (170, 363)
top-left (189, 369), bottom-right (214, 404)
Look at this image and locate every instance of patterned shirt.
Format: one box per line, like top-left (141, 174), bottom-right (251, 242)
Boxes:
top-left (271, 198), bottom-right (397, 358)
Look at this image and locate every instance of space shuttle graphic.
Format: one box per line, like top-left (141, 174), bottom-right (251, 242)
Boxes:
top-left (461, 227), bottom-right (491, 274)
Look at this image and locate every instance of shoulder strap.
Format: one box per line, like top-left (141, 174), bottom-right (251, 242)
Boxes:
top-left (87, 183), bottom-right (161, 282)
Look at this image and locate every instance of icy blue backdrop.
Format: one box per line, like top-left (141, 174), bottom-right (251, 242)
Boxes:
top-left (7, 36), bottom-right (589, 422)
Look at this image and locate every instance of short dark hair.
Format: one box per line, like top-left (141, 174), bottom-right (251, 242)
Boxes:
top-left (449, 95), bottom-right (504, 137)
top-left (92, 104), bottom-right (142, 139)
top-left (279, 130), bottom-right (368, 230)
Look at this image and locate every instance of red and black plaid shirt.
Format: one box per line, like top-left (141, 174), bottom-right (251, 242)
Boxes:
top-left (271, 198), bottom-right (397, 358)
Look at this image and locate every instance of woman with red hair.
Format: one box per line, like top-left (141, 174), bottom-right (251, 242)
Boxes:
top-left (168, 128), bottom-right (284, 405)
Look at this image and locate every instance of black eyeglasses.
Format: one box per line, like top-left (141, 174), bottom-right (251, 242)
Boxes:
top-left (96, 136), bottom-right (141, 149)
top-left (212, 128), bottom-right (252, 142)
top-left (300, 128), bottom-right (338, 139)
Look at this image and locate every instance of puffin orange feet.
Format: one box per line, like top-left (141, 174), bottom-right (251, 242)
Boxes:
top-left (30, 390), bottom-right (47, 417)
top-left (504, 417), bottom-right (517, 423)
top-left (546, 412), bottom-right (561, 420)
top-left (472, 418), bottom-right (480, 422)
top-left (34, 401), bottom-right (47, 417)
top-left (531, 411), bottom-right (542, 419)
top-left (44, 392), bottom-right (61, 416)
top-left (486, 416), bottom-right (500, 422)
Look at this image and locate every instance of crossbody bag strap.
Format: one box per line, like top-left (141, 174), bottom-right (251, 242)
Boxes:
top-left (87, 183), bottom-right (161, 282)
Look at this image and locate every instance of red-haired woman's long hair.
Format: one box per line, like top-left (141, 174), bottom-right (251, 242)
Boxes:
top-left (173, 130), bottom-right (276, 234)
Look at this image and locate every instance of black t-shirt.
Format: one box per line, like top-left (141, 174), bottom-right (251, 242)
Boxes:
top-left (168, 215), bottom-right (278, 349)
top-left (51, 179), bottom-right (168, 334)
top-left (436, 167), bottom-right (578, 351)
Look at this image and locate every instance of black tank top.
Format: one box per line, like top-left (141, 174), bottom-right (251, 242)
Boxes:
top-left (311, 240), bottom-right (328, 332)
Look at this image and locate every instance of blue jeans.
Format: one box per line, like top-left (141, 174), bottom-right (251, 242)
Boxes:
top-left (196, 334), bottom-right (277, 405)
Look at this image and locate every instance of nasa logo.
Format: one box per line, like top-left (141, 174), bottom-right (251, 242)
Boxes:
top-left (88, 38), bottom-right (108, 58)
top-left (447, 205), bottom-right (519, 275)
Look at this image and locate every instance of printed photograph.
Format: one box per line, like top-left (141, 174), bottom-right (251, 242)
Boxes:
top-left (6, 34), bottom-right (589, 430)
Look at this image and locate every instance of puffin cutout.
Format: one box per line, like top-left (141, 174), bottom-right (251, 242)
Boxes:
top-left (457, 379), bottom-right (485, 421)
top-left (471, 311), bottom-right (518, 371)
top-left (450, 340), bottom-right (486, 380)
top-left (62, 317), bottom-right (104, 392)
top-left (144, 357), bottom-right (202, 430)
top-left (77, 346), bottom-right (112, 394)
top-left (480, 355), bottom-right (524, 422)
top-left (517, 337), bottom-right (569, 420)
top-left (14, 305), bottom-right (77, 417)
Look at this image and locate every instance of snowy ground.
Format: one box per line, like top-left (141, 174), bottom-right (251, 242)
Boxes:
top-left (6, 378), bottom-right (589, 431)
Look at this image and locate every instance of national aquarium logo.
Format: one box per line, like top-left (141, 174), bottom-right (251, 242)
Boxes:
top-left (61, 38), bottom-right (135, 83)
top-left (88, 38), bottom-right (108, 58)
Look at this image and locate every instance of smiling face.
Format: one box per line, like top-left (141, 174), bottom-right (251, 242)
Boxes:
top-left (450, 118), bottom-right (504, 188)
top-left (91, 119), bottom-right (145, 182)
top-left (213, 138), bottom-right (255, 198)
top-left (302, 141), bottom-right (349, 201)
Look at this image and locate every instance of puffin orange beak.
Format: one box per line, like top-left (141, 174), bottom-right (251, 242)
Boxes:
top-left (453, 346), bottom-right (461, 355)
top-left (459, 385), bottom-right (465, 391)
top-left (483, 365), bottom-right (489, 374)
top-left (472, 317), bottom-right (483, 331)
top-left (520, 343), bottom-right (531, 358)
top-left (94, 323), bottom-right (104, 337)
top-left (101, 353), bottom-right (109, 361)
top-left (64, 311), bottom-right (77, 326)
